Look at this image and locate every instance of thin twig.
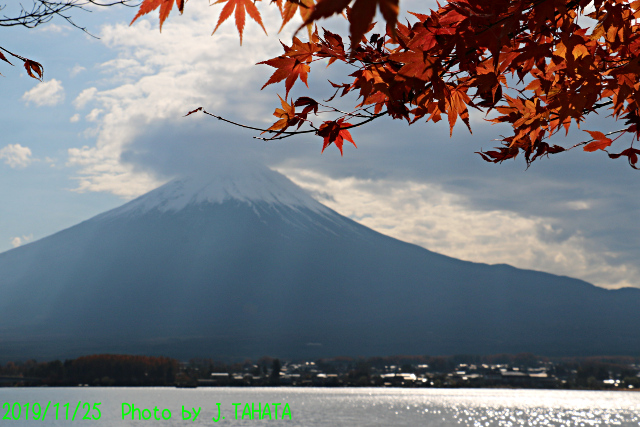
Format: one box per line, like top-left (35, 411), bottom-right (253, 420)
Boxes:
top-left (190, 108), bottom-right (387, 141)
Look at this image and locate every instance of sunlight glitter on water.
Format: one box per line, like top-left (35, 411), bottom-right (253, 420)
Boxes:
top-left (389, 389), bottom-right (640, 427)
top-left (2, 387), bottom-right (639, 427)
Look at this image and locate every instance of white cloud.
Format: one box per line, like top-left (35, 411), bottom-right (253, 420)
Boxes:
top-left (85, 109), bottom-right (103, 122)
top-left (70, 65), bottom-right (86, 77)
top-left (11, 234), bottom-right (33, 248)
top-left (70, 113), bottom-right (81, 123)
top-left (73, 87), bottom-right (98, 109)
top-left (0, 144), bottom-right (34, 168)
top-left (565, 200), bottom-right (591, 210)
top-left (278, 167), bottom-right (640, 290)
top-left (99, 58), bottom-right (154, 79)
top-left (67, 2), bottom-right (287, 197)
top-left (22, 79), bottom-right (65, 107)
top-left (37, 23), bottom-right (67, 33)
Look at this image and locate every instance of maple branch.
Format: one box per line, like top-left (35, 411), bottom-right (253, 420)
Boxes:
top-left (186, 107), bottom-right (387, 141)
top-left (193, 109), bottom-right (312, 135)
top-left (0, 45), bottom-right (25, 61)
top-left (0, 1), bottom-right (137, 28)
top-left (0, 44), bottom-right (43, 79)
top-left (0, 0), bottom-right (133, 80)
top-left (586, 100), bottom-right (614, 113)
top-left (1, 0), bottom-right (137, 40)
top-left (568, 129), bottom-right (628, 150)
top-left (255, 110), bottom-right (388, 141)
top-left (316, 103), bottom-right (377, 119)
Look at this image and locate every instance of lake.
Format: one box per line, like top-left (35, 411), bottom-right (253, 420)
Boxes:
top-left (1, 387), bottom-right (639, 426)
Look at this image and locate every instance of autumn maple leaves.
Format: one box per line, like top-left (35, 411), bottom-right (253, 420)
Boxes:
top-left (264, 95), bottom-right (357, 155)
top-left (132, 0), bottom-right (640, 167)
top-left (257, 35), bottom-right (357, 155)
top-left (0, 47), bottom-right (43, 81)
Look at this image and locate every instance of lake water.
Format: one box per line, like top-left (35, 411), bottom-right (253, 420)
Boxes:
top-left (1, 387), bottom-right (639, 426)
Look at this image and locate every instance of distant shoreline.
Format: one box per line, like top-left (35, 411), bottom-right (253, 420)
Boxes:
top-left (2, 353), bottom-right (639, 391)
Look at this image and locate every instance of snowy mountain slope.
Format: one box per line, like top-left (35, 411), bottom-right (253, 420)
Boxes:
top-left (1, 166), bottom-right (639, 361)
top-left (101, 168), bottom-right (331, 217)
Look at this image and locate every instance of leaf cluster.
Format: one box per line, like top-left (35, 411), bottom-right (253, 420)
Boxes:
top-left (132, 0), bottom-right (640, 165)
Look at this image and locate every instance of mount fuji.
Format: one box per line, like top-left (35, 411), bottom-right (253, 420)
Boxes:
top-left (1, 165), bottom-right (639, 361)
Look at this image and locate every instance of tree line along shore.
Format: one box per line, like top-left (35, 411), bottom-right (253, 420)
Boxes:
top-left (1, 353), bottom-right (639, 390)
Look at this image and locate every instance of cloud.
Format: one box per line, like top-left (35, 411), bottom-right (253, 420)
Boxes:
top-left (70, 113), bottom-right (80, 123)
top-left (278, 168), bottom-right (640, 289)
top-left (37, 23), bottom-right (67, 33)
top-left (70, 65), bottom-right (86, 77)
top-left (0, 144), bottom-right (35, 168)
top-left (85, 109), bottom-right (103, 122)
top-left (67, 2), bottom-right (287, 197)
top-left (73, 87), bottom-right (98, 109)
top-left (22, 79), bottom-right (65, 107)
top-left (11, 234), bottom-right (33, 248)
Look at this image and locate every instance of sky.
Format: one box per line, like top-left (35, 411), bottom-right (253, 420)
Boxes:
top-left (1, 0), bottom-right (639, 289)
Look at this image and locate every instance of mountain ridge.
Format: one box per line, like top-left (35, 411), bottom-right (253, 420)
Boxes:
top-left (1, 167), bottom-right (639, 362)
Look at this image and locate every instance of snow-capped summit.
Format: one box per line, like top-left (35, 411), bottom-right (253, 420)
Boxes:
top-left (103, 166), bottom-right (328, 218)
top-left (1, 161), bottom-right (640, 362)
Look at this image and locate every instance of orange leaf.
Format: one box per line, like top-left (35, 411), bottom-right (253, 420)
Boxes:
top-left (258, 55), bottom-right (311, 98)
top-left (300, 0), bottom-right (350, 25)
top-left (553, 42), bottom-right (567, 59)
top-left (23, 59), bottom-right (43, 81)
top-left (279, 0), bottom-right (315, 34)
top-left (572, 44), bottom-right (589, 60)
top-left (266, 94), bottom-right (296, 132)
top-left (212, 0), bottom-right (267, 45)
top-left (298, 0), bottom-right (316, 37)
top-left (583, 130), bottom-right (613, 152)
top-left (279, 0), bottom-right (300, 32)
top-left (584, 130), bottom-right (607, 141)
top-left (584, 139), bottom-right (613, 152)
top-left (590, 23), bottom-right (605, 41)
top-left (0, 51), bottom-right (12, 65)
top-left (130, 0), bottom-right (184, 31)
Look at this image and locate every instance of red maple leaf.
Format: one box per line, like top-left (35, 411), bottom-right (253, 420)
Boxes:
top-left (212, 0), bottom-right (268, 45)
top-left (583, 130), bottom-right (613, 152)
top-left (0, 50), bottom-right (12, 65)
top-left (318, 118), bottom-right (357, 155)
top-left (259, 57), bottom-right (310, 97)
top-left (294, 96), bottom-right (319, 119)
top-left (130, 0), bottom-right (185, 31)
top-left (608, 148), bottom-right (640, 169)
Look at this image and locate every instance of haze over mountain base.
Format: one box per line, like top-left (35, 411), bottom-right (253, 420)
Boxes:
top-left (1, 166), bottom-right (639, 362)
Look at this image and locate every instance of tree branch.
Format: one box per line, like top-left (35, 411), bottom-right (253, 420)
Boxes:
top-left (0, 1), bottom-right (138, 35)
top-left (186, 107), bottom-right (387, 141)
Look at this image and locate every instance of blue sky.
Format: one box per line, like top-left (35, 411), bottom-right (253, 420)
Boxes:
top-left (1, 0), bottom-right (639, 289)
